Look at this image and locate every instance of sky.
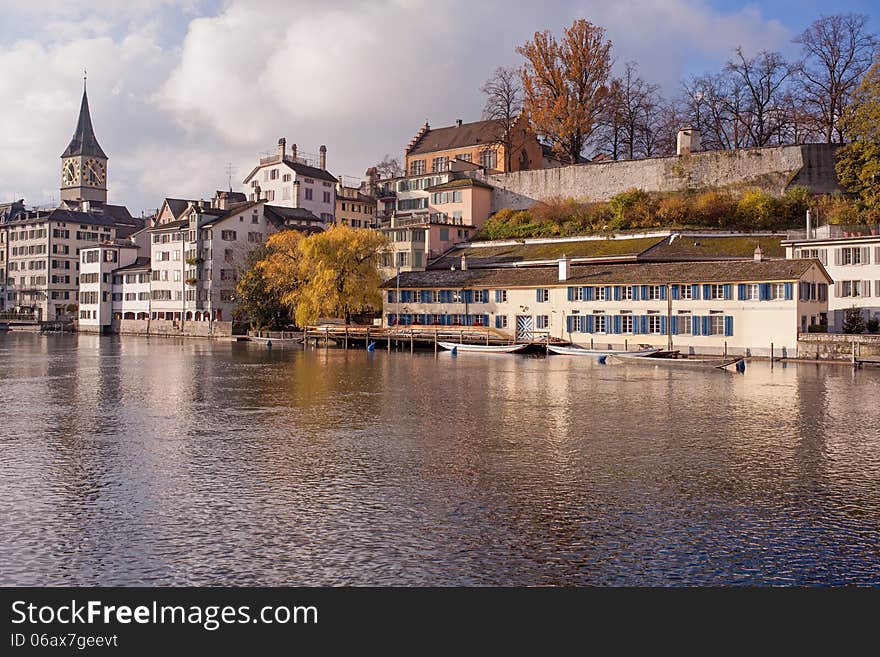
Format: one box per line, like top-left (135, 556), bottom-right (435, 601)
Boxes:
top-left (1, 0), bottom-right (878, 215)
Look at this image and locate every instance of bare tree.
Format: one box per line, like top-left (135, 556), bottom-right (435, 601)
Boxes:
top-left (794, 13), bottom-right (879, 143)
top-left (481, 66), bottom-right (523, 171)
top-left (373, 155), bottom-right (403, 179)
top-left (597, 77), bottom-right (625, 159)
top-left (614, 62), bottom-right (661, 159)
top-left (726, 47), bottom-right (795, 146)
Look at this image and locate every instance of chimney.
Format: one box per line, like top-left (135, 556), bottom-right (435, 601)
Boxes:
top-left (254, 186), bottom-right (261, 201)
top-left (319, 145), bottom-right (327, 170)
top-left (754, 245), bottom-right (764, 262)
top-left (278, 137), bottom-right (286, 160)
top-left (558, 254), bottom-right (569, 281)
top-left (806, 209), bottom-right (812, 239)
top-left (456, 119), bottom-right (463, 127)
top-left (293, 180), bottom-right (300, 208)
top-left (291, 143), bottom-right (298, 161)
top-left (81, 200), bottom-right (90, 213)
top-left (460, 254), bottom-right (468, 271)
top-left (676, 127), bottom-right (701, 156)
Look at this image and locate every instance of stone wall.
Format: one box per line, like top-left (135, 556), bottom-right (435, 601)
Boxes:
top-left (796, 333), bottom-right (880, 361)
top-left (473, 143), bottom-right (841, 211)
top-left (113, 319), bottom-right (235, 337)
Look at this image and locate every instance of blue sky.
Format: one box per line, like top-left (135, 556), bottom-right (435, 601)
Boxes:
top-left (0, 1), bottom-right (877, 213)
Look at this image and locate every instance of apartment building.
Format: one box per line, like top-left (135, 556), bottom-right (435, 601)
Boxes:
top-left (382, 257), bottom-right (831, 356)
top-left (403, 116), bottom-right (544, 176)
top-left (784, 225), bottom-right (880, 331)
top-left (242, 138), bottom-right (337, 224)
top-left (335, 182), bottom-right (377, 228)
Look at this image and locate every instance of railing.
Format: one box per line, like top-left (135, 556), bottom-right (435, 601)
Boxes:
top-left (0, 311), bottom-right (37, 322)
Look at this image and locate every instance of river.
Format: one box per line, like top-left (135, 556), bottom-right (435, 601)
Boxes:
top-left (1, 332), bottom-right (878, 585)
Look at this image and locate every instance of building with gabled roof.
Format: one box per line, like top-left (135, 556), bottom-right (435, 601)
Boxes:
top-left (404, 116), bottom-right (545, 176)
top-left (242, 138), bottom-right (337, 225)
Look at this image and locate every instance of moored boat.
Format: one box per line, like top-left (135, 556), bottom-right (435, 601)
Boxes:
top-left (605, 353), bottom-right (743, 369)
top-left (438, 341), bottom-right (528, 354)
top-left (547, 345), bottom-right (660, 357)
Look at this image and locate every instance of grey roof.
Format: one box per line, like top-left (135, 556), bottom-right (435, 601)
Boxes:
top-left (114, 257), bottom-right (151, 272)
top-left (243, 156), bottom-right (337, 185)
top-left (162, 198), bottom-right (195, 220)
top-left (407, 119), bottom-right (501, 156)
top-left (264, 205), bottom-right (321, 222)
top-left (384, 259), bottom-right (828, 289)
top-left (61, 85), bottom-right (107, 159)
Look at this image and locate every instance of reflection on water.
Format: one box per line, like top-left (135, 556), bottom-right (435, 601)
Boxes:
top-left (1, 332), bottom-right (878, 586)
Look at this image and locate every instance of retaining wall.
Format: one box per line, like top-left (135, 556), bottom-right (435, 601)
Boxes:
top-left (796, 333), bottom-right (880, 360)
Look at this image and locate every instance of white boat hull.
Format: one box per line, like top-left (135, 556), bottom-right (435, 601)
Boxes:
top-left (547, 345), bottom-right (660, 357)
top-left (438, 341), bottom-right (528, 354)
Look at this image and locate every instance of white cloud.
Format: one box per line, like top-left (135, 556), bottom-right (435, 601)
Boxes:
top-left (0, 0), bottom-right (818, 212)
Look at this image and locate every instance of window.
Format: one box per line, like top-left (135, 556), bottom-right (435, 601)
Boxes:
top-left (710, 284), bottom-right (725, 300)
top-left (595, 287), bottom-right (606, 301)
top-left (495, 289), bottom-right (508, 303)
top-left (536, 289), bottom-right (549, 302)
top-left (282, 173), bottom-right (292, 182)
top-left (431, 156), bottom-right (448, 172)
top-left (305, 188), bottom-right (313, 201)
top-left (479, 149), bottom-right (497, 169)
top-left (83, 250), bottom-right (99, 263)
top-left (594, 314), bottom-right (607, 333)
top-left (410, 159), bottom-right (425, 175)
top-left (621, 315), bottom-right (634, 333)
top-left (221, 230), bottom-right (237, 241)
top-left (572, 287), bottom-right (584, 301)
top-left (649, 315), bottom-right (662, 334)
top-left (457, 153), bottom-right (472, 162)
top-left (839, 247), bottom-right (863, 265)
top-left (679, 285), bottom-right (692, 300)
top-left (323, 191), bottom-right (331, 203)
top-left (747, 283), bottom-right (760, 300)
top-left (248, 232), bottom-right (263, 243)
top-left (677, 314), bottom-right (692, 335)
top-left (620, 286), bottom-right (633, 301)
top-left (772, 283), bottom-right (786, 300)
top-left (536, 315), bottom-right (550, 329)
top-left (440, 228), bottom-right (449, 241)
top-left (220, 290), bottom-right (235, 302)
top-left (710, 315), bottom-right (725, 335)
top-left (269, 168), bottom-right (278, 180)
top-left (220, 269), bottom-right (236, 281)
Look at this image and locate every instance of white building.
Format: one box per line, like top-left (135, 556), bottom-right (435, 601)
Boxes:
top-left (242, 138), bottom-right (337, 224)
top-left (78, 241), bottom-right (141, 330)
top-left (383, 256), bottom-right (831, 356)
top-left (784, 227), bottom-right (880, 331)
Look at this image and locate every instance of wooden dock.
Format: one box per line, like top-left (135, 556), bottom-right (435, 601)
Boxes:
top-left (301, 325), bottom-right (561, 353)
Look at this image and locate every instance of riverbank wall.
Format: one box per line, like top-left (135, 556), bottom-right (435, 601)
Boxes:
top-left (796, 333), bottom-right (880, 361)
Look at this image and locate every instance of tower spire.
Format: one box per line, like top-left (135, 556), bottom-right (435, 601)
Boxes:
top-left (61, 76), bottom-right (106, 159)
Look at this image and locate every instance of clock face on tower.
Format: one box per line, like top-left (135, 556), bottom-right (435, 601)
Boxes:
top-left (83, 158), bottom-right (106, 187)
top-left (62, 159), bottom-right (79, 187)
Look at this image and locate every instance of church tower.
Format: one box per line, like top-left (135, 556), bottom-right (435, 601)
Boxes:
top-left (60, 78), bottom-right (108, 205)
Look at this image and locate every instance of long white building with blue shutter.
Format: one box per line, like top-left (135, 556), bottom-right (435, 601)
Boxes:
top-left (382, 255), bottom-right (831, 357)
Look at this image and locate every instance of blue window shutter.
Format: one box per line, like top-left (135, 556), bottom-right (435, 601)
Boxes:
top-left (641, 285), bottom-right (649, 300)
top-left (702, 316), bottom-right (711, 335)
top-left (692, 316), bottom-right (700, 336)
top-left (387, 314), bottom-right (393, 325)
top-left (495, 315), bottom-right (502, 329)
top-left (483, 314), bottom-right (489, 326)
top-left (566, 316), bottom-right (573, 332)
top-left (613, 286), bottom-right (621, 301)
top-left (612, 315), bottom-right (621, 334)
top-left (660, 316), bottom-right (667, 334)
top-left (724, 316), bottom-right (733, 336)
top-left (737, 283), bottom-right (746, 300)
top-left (494, 289), bottom-right (500, 303)
top-left (632, 286), bottom-right (640, 301)
top-left (463, 290), bottom-right (471, 303)
top-left (671, 316), bottom-right (678, 334)
top-left (660, 286), bottom-right (667, 300)
top-left (587, 316), bottom-right (594, 333)
top-left (423, 290), bottom-right (431, 303)
top-left (723, 284), bottom-right (731, 300)
top-left (567, 287), bottom-right (574, 301)
top-left (760, 283), bottom-right (770, 301)
top-left (536, 289), bottom-right (542, 302)
top-left (671, 285), bottom-right (680, 300)
top-left (703, 284), bottom-right (711, 299)
top-left (388, 290), bottom-right (395, 303)
top-left (641, 315), bottom-right (648, 334)
top-left (585, 287), bottom-right (594, 301)
top-left (692, 284), bottom-right (700, 300)
top-left (784, 282), bottom-right (793, 300)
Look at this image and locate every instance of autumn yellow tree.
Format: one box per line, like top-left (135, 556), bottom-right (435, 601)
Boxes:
top-left (836, 57), bottom-right (880, 215)
top-left (518, 19), bottom-right (613, 164)
top-left (258, 225), bottom-right (388, 326)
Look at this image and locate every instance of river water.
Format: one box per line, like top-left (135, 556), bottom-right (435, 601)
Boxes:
top-left (1, 332), bottom-right (878, 586)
